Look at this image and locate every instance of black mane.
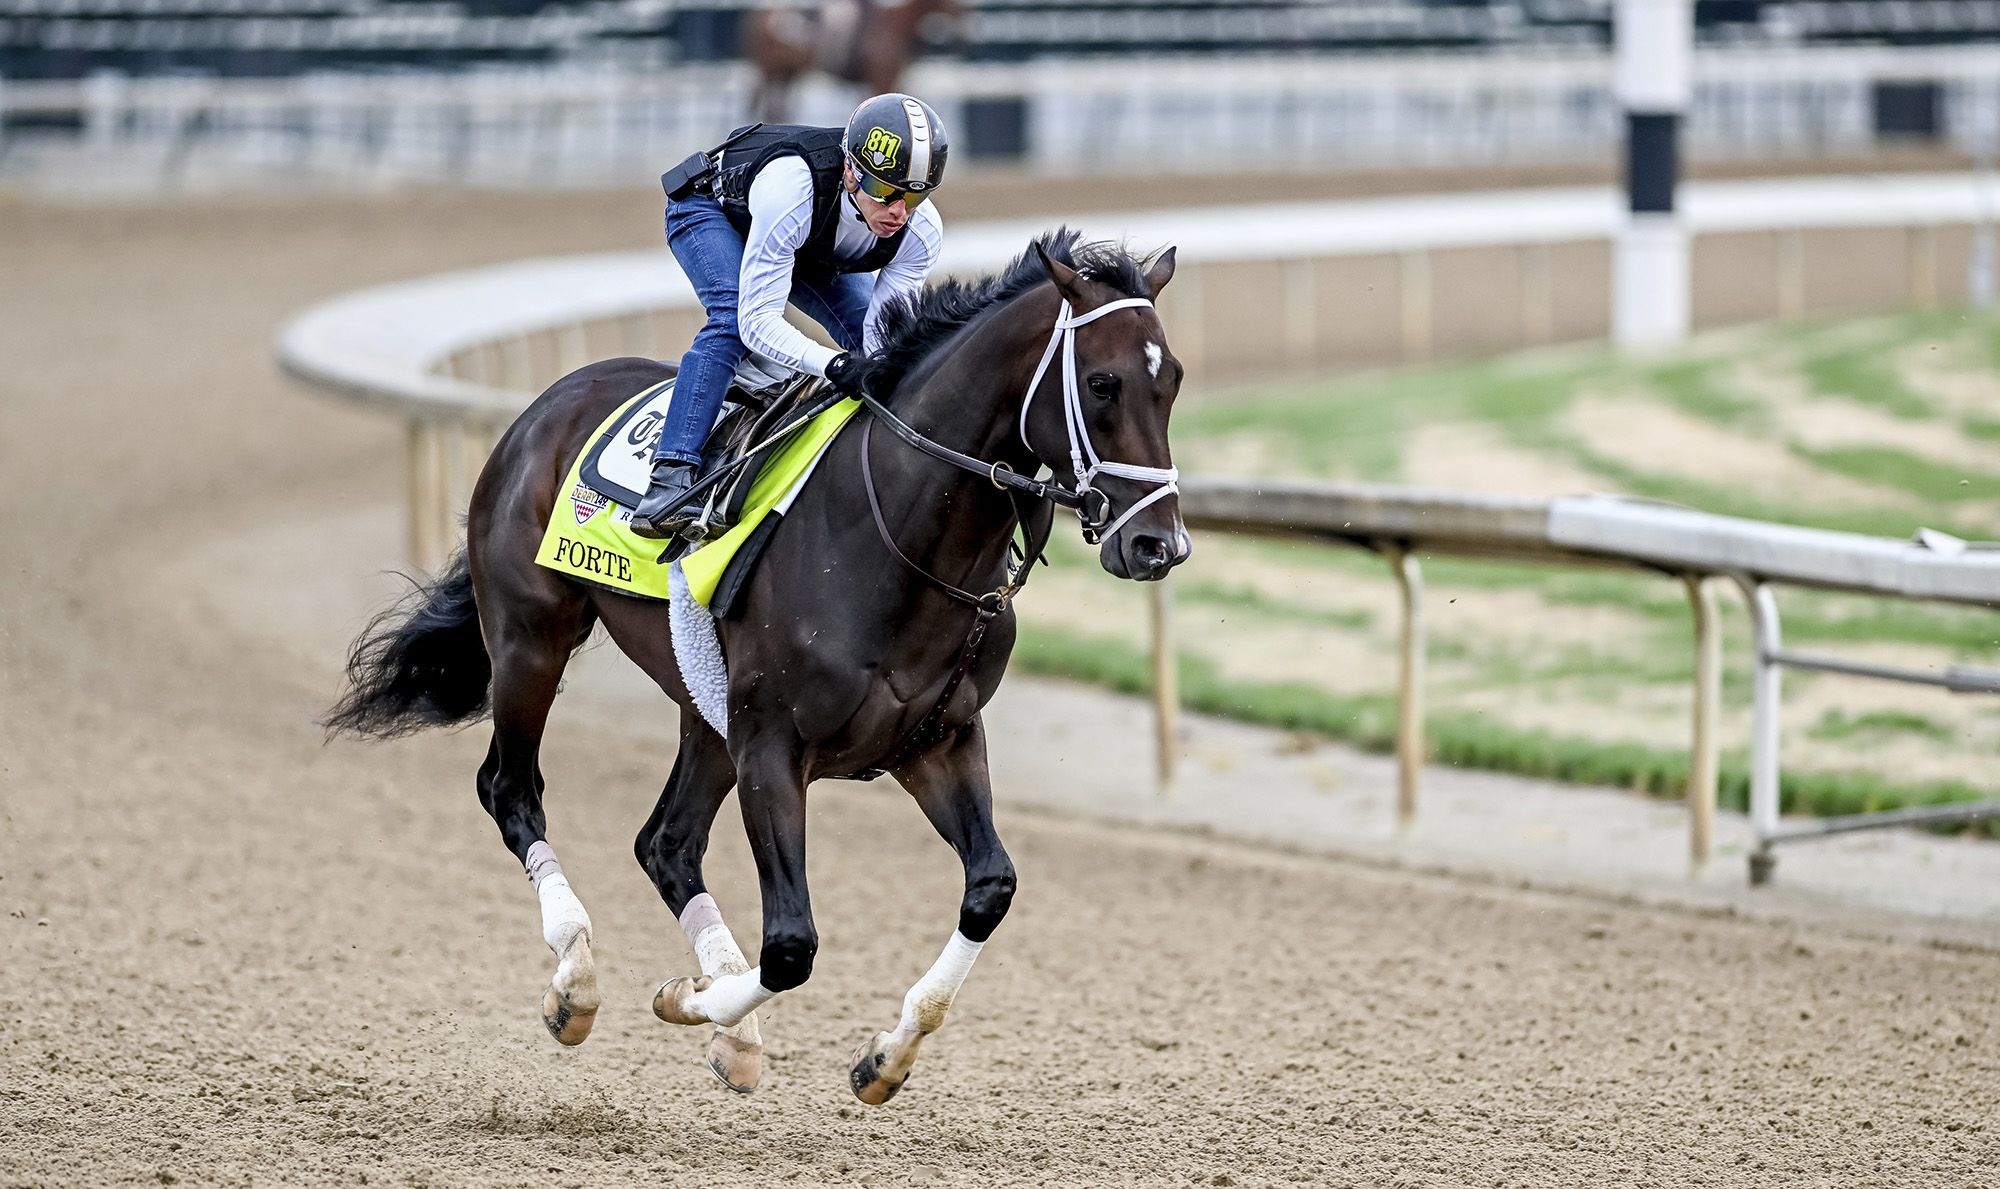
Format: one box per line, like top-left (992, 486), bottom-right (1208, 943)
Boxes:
top-left (853, 228), bottom-right (1153, 397)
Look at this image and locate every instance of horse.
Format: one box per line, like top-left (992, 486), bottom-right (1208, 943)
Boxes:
top-left (324, 230), bottom-right (1187, 1105)
top-left (742, 0), bottom-right (962, 124)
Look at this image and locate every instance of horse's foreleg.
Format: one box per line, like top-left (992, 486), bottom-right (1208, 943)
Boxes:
top-left (478, 592), bottom-right (601, 1046)
top-left (654, 744), bottom-right (814, 1032)
top-left (851, 718), bottom-right (1015, 1105)
top-left (635, 719), bottom-right (763, 1092)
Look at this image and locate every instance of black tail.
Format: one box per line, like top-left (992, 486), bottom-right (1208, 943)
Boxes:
top-left (324, 551), bottom-right (492, 739)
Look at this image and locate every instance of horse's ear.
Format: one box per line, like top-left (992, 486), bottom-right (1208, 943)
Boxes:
top-left (1034, 241), bottom-right (1086, 302)
top-left (1143, 247), bottom-right (1178, 298)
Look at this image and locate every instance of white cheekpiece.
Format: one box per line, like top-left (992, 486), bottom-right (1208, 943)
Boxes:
top-left (525, 840), bottom-right (591, 954)
top-left (898, 930), bottom-right (984, 1036)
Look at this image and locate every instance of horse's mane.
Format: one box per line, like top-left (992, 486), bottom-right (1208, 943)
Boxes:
top-left (853, 228), bottom-right (1153, 397)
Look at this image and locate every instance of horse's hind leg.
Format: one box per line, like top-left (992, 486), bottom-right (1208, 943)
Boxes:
top-left (475, 573), bottom-right (602, 1045)
top-left (634, 718), bottom-right (765, 1093)
top-left (849, 717), bottom-right (1015, 1106)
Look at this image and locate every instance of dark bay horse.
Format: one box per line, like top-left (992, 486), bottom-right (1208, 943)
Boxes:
top-left (743, 0), bottom-right (961, 123)
top-left (326, 231), bottom-right (1186, 1104)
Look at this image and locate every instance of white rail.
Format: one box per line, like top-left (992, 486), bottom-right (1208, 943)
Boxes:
top-left (276, 175), bottom-right (2000, 881)
top-left (1177, 481), bottom-right (2000, 883)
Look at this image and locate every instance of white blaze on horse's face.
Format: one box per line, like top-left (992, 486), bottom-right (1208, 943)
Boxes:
top-left (1144, 341), bottom-right (1163, 380)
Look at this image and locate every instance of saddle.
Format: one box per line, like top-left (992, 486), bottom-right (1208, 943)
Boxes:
top-left (685, 373), bottom-right (826, 545)
top-left (580, 370), bottom-right (825, 555)
top-left (537, 373), bottom-right (863, 611)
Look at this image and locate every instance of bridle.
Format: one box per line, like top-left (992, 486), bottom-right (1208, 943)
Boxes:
top-left (1016, 296), bottom-right (1179, 546)
top-left (858, 293), bottom-right (1179, 581)
top-left (852, 290), bottom-right (1179, 768)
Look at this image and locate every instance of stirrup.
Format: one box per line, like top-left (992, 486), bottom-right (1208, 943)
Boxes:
top-left (629, 463), bottom-right (699, 539)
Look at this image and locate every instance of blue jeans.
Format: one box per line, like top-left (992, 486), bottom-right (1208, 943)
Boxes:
top-left (657, 194), bottom-right (871, 465)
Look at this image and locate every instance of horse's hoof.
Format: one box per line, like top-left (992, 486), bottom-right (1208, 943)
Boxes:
top-left (848, 1031), bottom-right (909, 1106)
top-left (541, 934), bottom-right (599, 1046)
top-left (542, 984), bottom-right (598, 1045)
top-left (652, 975), bottom-right (713, 1027)
top-left (706, 1031), bottom-right (762, 1094)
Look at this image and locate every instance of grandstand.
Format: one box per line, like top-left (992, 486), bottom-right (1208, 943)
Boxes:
top-left (5, 0), bottom-right (2000, 83)
top-left (3, 0), bottom-right (1995, 194)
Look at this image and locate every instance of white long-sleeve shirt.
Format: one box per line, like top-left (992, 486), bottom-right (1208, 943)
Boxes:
top-left (737, 155), bottom-right (944, 377)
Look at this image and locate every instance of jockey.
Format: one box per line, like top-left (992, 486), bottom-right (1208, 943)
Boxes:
top-left (631, 93), bottom-right (949, 538)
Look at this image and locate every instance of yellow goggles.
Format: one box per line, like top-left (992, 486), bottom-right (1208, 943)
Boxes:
top-left (850, 161), bottom-right (932, 208)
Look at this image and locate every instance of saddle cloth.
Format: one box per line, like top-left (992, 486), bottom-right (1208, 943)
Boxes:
top-left (534, 378), bottom-right (862, 611)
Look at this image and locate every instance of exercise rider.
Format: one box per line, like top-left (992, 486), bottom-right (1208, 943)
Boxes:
top-left (631, 93), bottom-right (949, 538)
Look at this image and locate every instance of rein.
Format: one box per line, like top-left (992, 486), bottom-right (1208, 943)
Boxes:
top-left (859, 393), bottom-right (1083, 512)
top-left (852, 291), bottom-right (1170, 767)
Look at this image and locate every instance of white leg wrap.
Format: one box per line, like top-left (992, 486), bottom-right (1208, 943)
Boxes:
top-left (678, 893), bottom-right (748, 976)
top-left (687, 968), bottom-right (776, 1028)
top-left (897, 931), bottom-right (984, 1037)
top-left (679, 894), bottom-right (763, 1042)
top-left (526, 841), bottom-right (591, 954)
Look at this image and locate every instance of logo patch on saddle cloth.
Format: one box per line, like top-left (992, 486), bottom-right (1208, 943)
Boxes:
top-left (534, 390), bottom-right (865, 608)
top-left (570, 483), bottom-right (609, 526)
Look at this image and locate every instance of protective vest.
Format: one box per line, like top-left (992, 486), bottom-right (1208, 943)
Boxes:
top-left (708, 124), bottom-right (909, 275)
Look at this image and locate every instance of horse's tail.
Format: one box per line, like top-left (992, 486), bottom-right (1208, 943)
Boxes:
top-left (323, 550), bottom-right (491, 740)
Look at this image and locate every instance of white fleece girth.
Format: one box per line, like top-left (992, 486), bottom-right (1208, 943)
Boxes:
top-left (668, 561), bottom-right (729, 738)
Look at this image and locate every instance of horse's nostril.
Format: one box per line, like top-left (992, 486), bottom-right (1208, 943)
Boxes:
top-left (1133, 536), bottom-right (1171, 568)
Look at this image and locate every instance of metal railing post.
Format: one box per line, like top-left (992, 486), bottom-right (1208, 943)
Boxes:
top-left (500, 335), bottom-right (534, 393)
top-left (1149, 579), bottom-right (1179, 799)
top-left (1384, 543), bottom-right (1426, 831)
top-left (1684, 574), bottom-right (1721, 872)
top-left (1735, 577), bottom-right (1783, 885)
top-left (556, 321), bottom-right (589, 375)
top-left (440, 418), bottom-right (471, 555)
top-left (406, 418), bottom-right (442, 570)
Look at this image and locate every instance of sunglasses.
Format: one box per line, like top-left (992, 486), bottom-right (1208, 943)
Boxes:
top-left (849, 157), bottom-right (933, 208)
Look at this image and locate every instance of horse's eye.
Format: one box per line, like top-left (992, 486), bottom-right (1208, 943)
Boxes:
top-left (1086, 373), bottom-right (1121, 402)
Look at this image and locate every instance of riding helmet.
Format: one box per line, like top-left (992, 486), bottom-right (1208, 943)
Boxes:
top-left (844, 93), bottom-right (949, 199)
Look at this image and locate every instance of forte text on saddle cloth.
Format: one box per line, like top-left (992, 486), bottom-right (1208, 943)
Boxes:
top-left (535, 379), bottom-right (863, 606)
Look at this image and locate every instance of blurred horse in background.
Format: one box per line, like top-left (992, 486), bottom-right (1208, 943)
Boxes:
top-left (744, 0), bottom-right (963, 123)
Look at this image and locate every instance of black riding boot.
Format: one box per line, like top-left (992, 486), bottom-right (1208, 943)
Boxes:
top-left (628, 458), bottom-right (700, 539)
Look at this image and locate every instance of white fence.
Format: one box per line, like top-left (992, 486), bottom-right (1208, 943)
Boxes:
top-left (9, 43), bottom-right (2000, 195)
top-left (276, 176), bottom-right (2000, 883)
top-left (1176, 482), bottom-right (2000, 884)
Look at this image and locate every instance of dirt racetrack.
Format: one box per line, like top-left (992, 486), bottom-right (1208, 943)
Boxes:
top-left (2, 180), bottom-right (1998, 1188)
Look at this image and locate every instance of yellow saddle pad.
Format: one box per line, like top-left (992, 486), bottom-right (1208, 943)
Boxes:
top-left (535, 388), bottom-right (863, 607)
